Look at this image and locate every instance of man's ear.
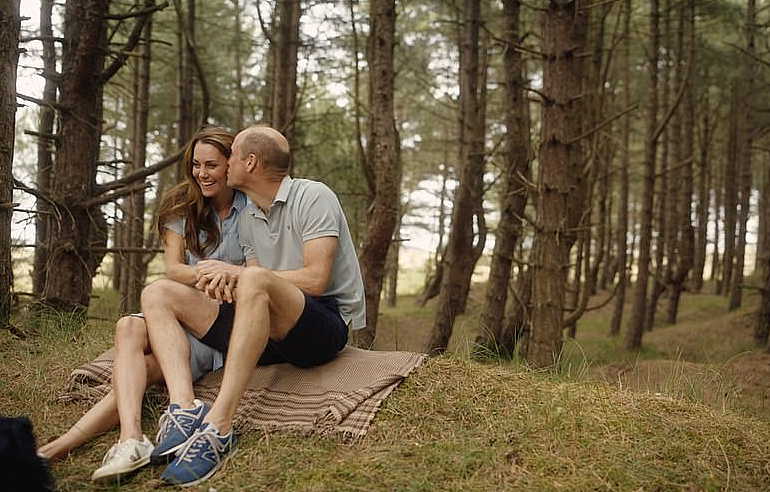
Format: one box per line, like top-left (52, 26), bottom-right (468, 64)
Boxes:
top-left (246, 153), bottom-right (257, 173)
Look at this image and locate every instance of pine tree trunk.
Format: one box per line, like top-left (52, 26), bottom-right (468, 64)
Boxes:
top-left (43, 0), bottom-right (111, 311)
top-left (609, 0), bottom-right (632, 337)
top-left (648, 0), bottom-right (673, 330)
top-left (757, 151), bottom-right (770, 347)
top-left (120, 17), bottom-right (152, 314)
top-left (625, 0), bottom-right (659, 350)
top-left (271, 0), bottom-right (301, 144)
top-left (383, 209), bottom-right (403, 308)
top-left (757, 160), bottom-right (768, 276)
top-left (232, 0), bottom-right (244, 130)
top-left (175, 0), bottom-right (195, 177)
top-left (721, 90), bottom-right (739, 296)
top-left (356, 0), bottom-right (399, 348)
top-left (477, 0), bottom-right (529, 353)
top-left (528, 0), bottom-right (588, 367)
top-left (691, 79), bottom-right (713, 293)
top-left (500, 267), bottom-right (533, 358)
top-left (729, 0), bottom-right (756, 312)
top-left (665, 0), bottom-right (695, 324)
top-left (427, 0), bottom-right (485, 355)
top-left (711, 152), bottom-right (722, 287)
top-left (456, 27), bottom-right (489, 316)
top-left (0, 0), bottom-right (21, 323)
top-left (32, 0), bottom-right (56, 297)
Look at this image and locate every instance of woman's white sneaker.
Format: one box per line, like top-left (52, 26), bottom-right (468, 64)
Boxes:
top-left (91, 435), bottom-right (154, 482)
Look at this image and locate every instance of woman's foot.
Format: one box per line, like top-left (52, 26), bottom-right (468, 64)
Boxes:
top-left (91, 435), bottom-right (154, 482)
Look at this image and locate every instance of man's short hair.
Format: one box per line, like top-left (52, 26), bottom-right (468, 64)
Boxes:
top-left (240, 126), bottom-right (291, 174)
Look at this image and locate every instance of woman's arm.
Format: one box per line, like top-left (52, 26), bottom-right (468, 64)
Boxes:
top-left (163, 230), bottom-right (197, 285)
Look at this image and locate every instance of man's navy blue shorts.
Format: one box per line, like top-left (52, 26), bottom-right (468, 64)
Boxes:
top-left (199, 294), bottom-right (348, 368)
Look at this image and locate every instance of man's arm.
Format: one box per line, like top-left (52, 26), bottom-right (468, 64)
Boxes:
top-left (198, 236), bottom-right (337, 301)
top-left (273, 235), bottom-right (337, 297)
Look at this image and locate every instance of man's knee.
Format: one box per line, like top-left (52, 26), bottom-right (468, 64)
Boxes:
top-left (238, 267), bottom-right (274, 298)
top-left (114, 316), bottom-right (148, 349)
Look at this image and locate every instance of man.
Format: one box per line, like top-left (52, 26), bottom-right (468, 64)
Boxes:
top-left (141, 125), bottom-right (366, 486)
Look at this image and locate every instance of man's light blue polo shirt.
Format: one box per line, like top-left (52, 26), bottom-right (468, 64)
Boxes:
top-left (238, 176), bottom-right (366, 330)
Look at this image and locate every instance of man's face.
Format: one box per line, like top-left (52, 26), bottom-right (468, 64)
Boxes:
top-left (227, 134), bottom-right (246, 188)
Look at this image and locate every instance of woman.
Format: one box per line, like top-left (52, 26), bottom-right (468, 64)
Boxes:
top-left (38, 127), bottom-right (246, 482)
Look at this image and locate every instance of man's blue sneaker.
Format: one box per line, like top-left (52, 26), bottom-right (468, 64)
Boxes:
top-left (150, 399), bottom-right (209, 465)
top-left (160, 422), bottom-right (236, 487)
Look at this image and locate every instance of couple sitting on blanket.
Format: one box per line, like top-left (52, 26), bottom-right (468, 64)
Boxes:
top-left (38, 125), bottom-right (366, 487)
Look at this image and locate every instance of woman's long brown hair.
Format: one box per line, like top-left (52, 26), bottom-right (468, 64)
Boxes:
top-left (156, 127), bottom-right (234, 258)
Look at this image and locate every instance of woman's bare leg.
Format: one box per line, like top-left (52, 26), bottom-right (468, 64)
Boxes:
top-left (113, 316), bottom-right (163, 442)
top-left (37, 390), bottom-right (121, 461)
top-left (38, 316), bottom-right (164, 460)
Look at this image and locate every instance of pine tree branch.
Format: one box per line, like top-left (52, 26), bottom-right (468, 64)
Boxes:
top-left (100, 1), bottom-right (167, 83)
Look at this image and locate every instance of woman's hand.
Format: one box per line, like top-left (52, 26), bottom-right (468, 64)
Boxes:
top-left (194, 260), bottom-right (242, 303)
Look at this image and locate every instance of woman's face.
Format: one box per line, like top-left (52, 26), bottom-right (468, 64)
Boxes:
top-left (191, 142), bottom-right (229, 199)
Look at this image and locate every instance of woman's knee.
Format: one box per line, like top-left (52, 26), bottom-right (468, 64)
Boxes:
top-left (141, 278), bottom-right (180, 309)
top-left (114, 316), bottom-right (148, 350)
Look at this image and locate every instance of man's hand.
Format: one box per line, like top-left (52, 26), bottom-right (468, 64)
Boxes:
top-left (194, 260), bottom-right (242, 303)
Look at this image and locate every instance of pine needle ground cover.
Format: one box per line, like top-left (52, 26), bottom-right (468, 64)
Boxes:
top-left (3, 294), bottom-right (770, 491)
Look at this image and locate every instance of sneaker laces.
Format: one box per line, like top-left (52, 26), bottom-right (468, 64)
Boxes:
top-left (176, 427), bottom-right (228, 465)
top-left (155, 404), bottom-right (201, 443)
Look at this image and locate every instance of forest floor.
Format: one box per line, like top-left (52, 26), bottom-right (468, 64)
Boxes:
top-left (2, 281), bottom-right (770, 491)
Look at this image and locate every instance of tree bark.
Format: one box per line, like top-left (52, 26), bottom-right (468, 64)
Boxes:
top-left (609, 0), bottom-right (632, 337)
top-left (43, 0), bottom-right (155, 312)
top-left (42, 0), bottom-right (111, 311)
top-left (384, 210), bottom-right (403, 308)
top-left (0, 0), bottom-right (21, 324)
top-left (175, 0), bottom-right (195, 176)
top-left (710, 140), bottom-right (722, 287)
top-left (625, 0), bottom-right (659, 350)
top-left (271, 0), bottom-right (301, 144)
top-left (232, 0), bottom-right (244, 130)
top-left (427, 0), bottom-right (486, 355)
top-left (665, 0), bottom-right (695, 324)
top-left (645, 0), bottom-right (672, 331)
top-left (528, 0), bottom-right (588, 367)
top-left (120, 16), bottom-right (152, 314)
top-left (356, 0), bottom-right (399, 348)
top-left (691, 67), bottom-right (714, 293)
top-left (32, 0), bottom-right (56, 297)
top-left (728, 0), bottom-right (756, 312)
top-left (720, 88), bottom-right (739, 296)
top-left (456, 28), bottom-right (489, 316)
top-left (758, 151), bottom-right (770, 347)
top-left (477, 0), bottom-right (530, 354)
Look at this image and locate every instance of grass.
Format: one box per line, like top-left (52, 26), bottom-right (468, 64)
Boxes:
top-left (3, 282), bottom-right (770, 491)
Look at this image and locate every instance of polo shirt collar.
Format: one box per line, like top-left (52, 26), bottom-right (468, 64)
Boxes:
top-left (273, 175), bottom-right (293, 205)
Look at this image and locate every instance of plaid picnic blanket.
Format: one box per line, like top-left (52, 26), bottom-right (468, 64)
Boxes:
top-left (63, 346), bottom-right (425, 438)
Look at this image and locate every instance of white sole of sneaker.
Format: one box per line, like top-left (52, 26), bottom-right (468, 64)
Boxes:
top-left (91, 455), bottom-right (151, 483)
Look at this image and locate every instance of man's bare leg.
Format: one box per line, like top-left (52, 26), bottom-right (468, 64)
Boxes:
top-left (141, 279), bottom-right (220, 408)
top-left (202, 267), bottom-right (305, 434)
